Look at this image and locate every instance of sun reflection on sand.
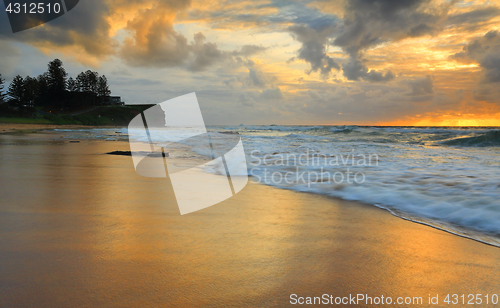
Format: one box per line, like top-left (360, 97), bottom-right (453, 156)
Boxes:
top-left (0, 137), bottom-right (499, 307)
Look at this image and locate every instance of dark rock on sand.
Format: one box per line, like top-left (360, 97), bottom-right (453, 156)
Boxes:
top-left (106, 151), bottom-right (168, 157)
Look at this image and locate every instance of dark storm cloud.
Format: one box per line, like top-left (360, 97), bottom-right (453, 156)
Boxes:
top-left (289, 24), bottom-right (340, 77)
top-left (0, 0), bottom-right (114, 57)
top-left (409, 23), bottom-right (436, 37)
top-left (0, 0), bottom-right (266, 70)
top-left (480, 54), bottom-right (500, 83)
top-left (365, 70), bottom-right (395, 83)
top-left (189, 0), bottom-right (344, 78)
top-left (119, 1), bottom-right (267, 70)
top-left (186, 41), bottom-right (267, 72)
top-left (244, 60), bottom-right (277, 88)
top-left (289, 0), bottom-right (430, 82)
top-left (408, 75), bottom-right (433, 96)
top-left (451, 30), bottom-right (500, 83)
top-left (447, 7), bottom-right (500, 25)
top-left (472, 85), bottom-right (500, 102)
top-left (342, 57), bottom-right (394, 82)
top-left (333, 0), bottom-right (440, 54)
top-left (187, 33), bottom-right (224, 72)
top-left (119, 0), bottom-right (199, 68)
top-left (331, 0), bottom-right (451, 82)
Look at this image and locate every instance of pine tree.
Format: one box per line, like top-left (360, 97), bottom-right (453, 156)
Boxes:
top-left (97, 75), bottom-right (111, 104)
top-left (8, 75), bottom-right (24, 101)
top-left (7, 75), bottom-right (25, 110)
top-left (84, 70), bottom-right (99, 105)
top-left (23, 76), bottom-right (38, 107)
top-left (0, 73), bottom-right (5, 103)
top-left (36, 73), bottom-right (49, 107)
top-left (67, 77), bottom-right (77, 92)
top-left (85, 70), bottom-right (99, 94)
top-left (76, 72), bottom-right (87, 92)
top-left (47, 59), bottom-right (67, 108)
top-left (47, 59), bottom-right (67, 93)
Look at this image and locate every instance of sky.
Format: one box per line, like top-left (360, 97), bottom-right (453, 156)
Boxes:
top-left (1, 0), bottom-right (500, 125)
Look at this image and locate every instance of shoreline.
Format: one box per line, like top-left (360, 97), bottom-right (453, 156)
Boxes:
top-left (3, 127), bottom-right (499, 248)
top-left (0, 136), bottom-right (499, 306)
top-left (0, 123), bottom-right (124, 133)
top-left (266, 187), bottom-right (500, 250)
top-left (374, 203), bottom-right (500, 249)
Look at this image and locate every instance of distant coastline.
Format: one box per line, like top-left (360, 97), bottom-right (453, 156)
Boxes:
top-left (0, 122), bottom-right (124, 134)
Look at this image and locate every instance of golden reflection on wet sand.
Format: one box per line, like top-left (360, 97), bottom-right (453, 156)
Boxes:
top-left (0, 136), bottom-right (499, 307)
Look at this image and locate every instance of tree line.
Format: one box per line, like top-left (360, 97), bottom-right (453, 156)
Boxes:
top-left (0, 59), bottom-right (112, 115)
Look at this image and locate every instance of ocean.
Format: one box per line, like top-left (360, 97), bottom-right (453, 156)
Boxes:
top-left (4, 128), bottom-right (500, 307)
top-left (64, 125), bottom-right (500, 246)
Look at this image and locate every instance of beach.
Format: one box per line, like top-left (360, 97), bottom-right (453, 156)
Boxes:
top-left (0, 123), bottom-right (118, 133)
top-left (2, 0), bottom-right (500, 304)
top-left (0, 131), bottom-right (499, 307)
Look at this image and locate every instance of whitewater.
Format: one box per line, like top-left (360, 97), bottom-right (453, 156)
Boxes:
top-left (122, 125), bottom-right (500, 246)
top-left (210, 125), bottom-right (500, 247)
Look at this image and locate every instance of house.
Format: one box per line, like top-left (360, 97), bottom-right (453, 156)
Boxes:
top-left (107, 96), bottom-right (124, 105)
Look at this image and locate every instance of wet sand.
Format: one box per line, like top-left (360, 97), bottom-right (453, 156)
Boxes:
top-left (0, 135), bottom-right (499, 307)
top-left (0, 123), bottom-right (116, 134)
